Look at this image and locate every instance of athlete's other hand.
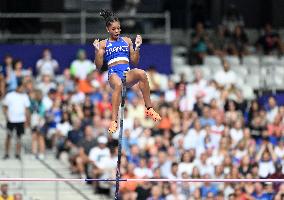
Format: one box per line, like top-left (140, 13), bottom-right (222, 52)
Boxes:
top-left (135, 35), bottom-right (142, 49)
top-left (93, 39), bottom-right (100, 51)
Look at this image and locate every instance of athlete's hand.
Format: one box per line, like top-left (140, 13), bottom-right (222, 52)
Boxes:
top-left (93, 39), bottom-right (100, 51)
top-left (135, 35), bottom-right (142, 50)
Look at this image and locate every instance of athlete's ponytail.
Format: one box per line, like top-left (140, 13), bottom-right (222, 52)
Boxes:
top-left (100, 9), bottom-right (119, 27)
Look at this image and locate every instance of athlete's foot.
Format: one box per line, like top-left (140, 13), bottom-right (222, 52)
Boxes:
top-left (108, 121), bottom-right (118, 134)
top-left (145, 108), bottom-right (161, 121)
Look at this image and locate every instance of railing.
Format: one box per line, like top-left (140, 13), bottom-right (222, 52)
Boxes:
top-left (0, 11), bottom-right (171, 44)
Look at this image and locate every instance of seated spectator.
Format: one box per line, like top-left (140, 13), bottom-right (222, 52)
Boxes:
top-left (184, 120), bottom-right (206, 153)
top-left (247, 100), bottom-right (261, 124)
top-left (199, 106), bottom-right (216, 127)
top-left (0, 184), bottom-right (13, 200)
top-left (230, 119), bottom-right (244, 147)
top-left (227, 25), bottom-right (248, 56)
top-left (56, 68), bottom-right (75, 94)
top-left (13, 193), bottom-right (22, 200)
top-left (65, 117), bottom-right (84, 173)
top-left (146, 185), bottom-right (164, 200)
top-left (70, 49), bottom-right (95, 80)
top-left (256, 23), bottom-right (284, 55)
top-left (274, 138), bottom-right (284, 160)
top-left (265, 96), bottom-right (279, 123)
top-left (134, 157), bottom-right (153, 178)
top-left (165, 183), bottom-right (186, 200)
top-left (209, 25), bottom-right (228, 56)
top-left (214, 59), bottom-right (237, 89)
top-left (267, 114), bottom-right (284, 138)
top-left (74, 125), bottom-right (96, 179)
top-left (89, 136), bottom-right (111, 192)
top-left (120, 163), bottom-right (138, 200)
top-left (189, 22), bottom-right (210, 64)
top-left (135, 181), bottom-right (152, 200)
top-left (36, 48), bottom-right (59, 78)
top-left (37, 74), bottom-right (56, 97)
top-left (255, 142), bottom-right (277, 178)
top-left (55, 111), bottom-right (72, 158)
top-left (274, 184), bottom-right (284, 200)
top-left (268, 162), bottom-right (284, 192)
top-left (252, 182), bottom-right (274, 199)
top-left (224, 100), bottom-right (242, 126)
top-left (177, 151), bottom-right (194, 177)
top-left (200, 174), bottom-right (219, 198)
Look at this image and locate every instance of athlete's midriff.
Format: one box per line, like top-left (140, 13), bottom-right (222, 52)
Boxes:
top-left (108, 60), bottom-right (129, 68)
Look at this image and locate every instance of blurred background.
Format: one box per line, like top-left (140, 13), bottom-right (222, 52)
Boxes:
top-left (0, 0), bottom-right (284, 200)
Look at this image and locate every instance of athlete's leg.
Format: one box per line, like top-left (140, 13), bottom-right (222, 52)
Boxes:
top-left (108, 74), bottom-right (123, 133)
top-left (126, 68), bottom-right (161, 121)
top-left (125, 68), bottom-right (151, 108)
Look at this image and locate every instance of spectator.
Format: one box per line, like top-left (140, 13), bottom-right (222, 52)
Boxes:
top-left (134, 157), bottom-right (153, 178)
top-left (255, 142), bottom-right (277, 178)
top-left (199, 106), bottom-right (216, 127)
top-left (0, 184), bottom-right (13, 200)
top-left (0, 55), bottom-right (13, 97)
top-left (29, 89), bottom-right (46, 160)
top-left (36, 74), bottom-right (56, 96)
top-left (256, 23), bottom-right (284, 55)
top-left (70, 49), bottom-right (95, 80)
top-left (209, 25), bottom-right (228, 56)
top-left (265, 96), bottom-right (279, 123)
top-left (135, 181), bottom-right (152, 200)
top-left (165, 183), bottom-right (186, 200)
top-left (252, 182), bottom-right (273, 199)
top-left (214, 59), bottom-right (237, 89)
top-left (120, 163), bottom-right (138, 199)
top-left (36, 48), bottom-right (59, 77)
top-left (75, 125), bottom-right (96, 179)
top-left (268, 162), bottom-right (284, 192)
top-left (146, 185), bottom-right (164, 200)
top-left (65, 117), bottom-right (84, 172)
top-left (3, 80), bottom-right (30, 159)
top-left (6, 59), bottom-right (27, 92)
top-left (274, 184), bottom-right (284, 200)
top-left (189, 22), bottom-right (210, 64)
top-left (227, 25), bottom-right (248, 56)
top-left (13, 193), bottom-right (22, 200)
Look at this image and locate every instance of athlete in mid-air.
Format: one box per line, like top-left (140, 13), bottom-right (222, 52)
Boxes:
top-left (93, 9), bottom-right (161, 134)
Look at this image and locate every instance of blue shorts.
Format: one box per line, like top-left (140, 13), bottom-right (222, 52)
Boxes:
top-left (108, 64), bottom-right (130, 80)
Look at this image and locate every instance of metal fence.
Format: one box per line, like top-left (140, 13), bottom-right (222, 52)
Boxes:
top-left (0, 11), bottom-right (171, 44)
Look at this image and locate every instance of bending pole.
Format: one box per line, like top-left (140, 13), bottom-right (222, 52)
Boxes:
top-left (114, 72), bottom-right (127, 200)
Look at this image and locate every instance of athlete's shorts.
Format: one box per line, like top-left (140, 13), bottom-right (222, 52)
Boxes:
top-left (7, 122), bottom-right (25, 138)
top-left (108, 64), bottom-right (130, 80)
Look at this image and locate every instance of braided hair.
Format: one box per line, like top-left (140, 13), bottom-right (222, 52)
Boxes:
top-left (100, 9), bottom-right (119, 27)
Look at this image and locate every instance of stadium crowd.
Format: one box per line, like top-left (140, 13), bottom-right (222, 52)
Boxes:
top-left (1, 24), bottom-right (284, 200)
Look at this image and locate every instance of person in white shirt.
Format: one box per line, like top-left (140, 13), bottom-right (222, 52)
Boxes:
top-left (3, 81), bottom-right (30, 159)
top-left (165, 183), bottom-right (187, 200)
top-left (70, 49), bottom-right (95, 80)
top-left (134, 157), bottom-right (153, 178)
top-left (36, 48), bottom-right (59, 77)
top-left (214, 59), bottom-right (237, 88)
top-left (89, 136), bottom-right (111, 179)
top-left (256, 142), bottom-right (277, 178)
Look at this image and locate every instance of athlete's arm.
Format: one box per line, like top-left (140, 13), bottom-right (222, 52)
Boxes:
top-left (124, 36), bottom-right (141, 66)
top-left (93, 39), bottom-right (106, 70)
